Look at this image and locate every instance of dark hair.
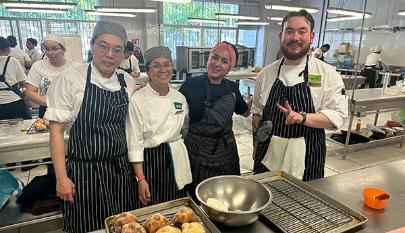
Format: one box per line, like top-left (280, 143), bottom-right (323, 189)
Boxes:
top-left (125, 41), bottom-right (134, 52)
top-left (27, 38), bottom-right (38, 46)
top-left (6, 35), bottom-right (17, 47)
top-left (281, 9), bottom-right (315, 32)
top-left (0, 37), bottom-right (10, 50)
top-left (220, 41), bottom-right (239, 65)
top-left (321, 44), bottom-right (330, 49)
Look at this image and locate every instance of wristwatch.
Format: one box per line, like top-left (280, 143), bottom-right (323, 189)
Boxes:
top-left (299, 112), bottom-right (307, 124)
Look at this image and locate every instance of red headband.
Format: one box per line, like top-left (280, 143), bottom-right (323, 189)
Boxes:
top-left (209, 42), bottom-right (237, 68)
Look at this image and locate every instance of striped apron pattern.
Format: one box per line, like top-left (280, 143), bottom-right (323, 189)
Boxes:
top-left (253, 56), bottom-right (326, 181)
top-left (141, 143), bottom-right (187, 206)
top-left (185, 76), bottom-right (240, 201)
top-left (63, 65), bottom-right (138, 233)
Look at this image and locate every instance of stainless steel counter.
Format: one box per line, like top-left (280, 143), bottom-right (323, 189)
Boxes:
top-left (308, 160), bottom-right (405, 233)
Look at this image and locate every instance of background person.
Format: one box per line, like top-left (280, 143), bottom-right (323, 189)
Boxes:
top-left (119, 41), bottom-right (140, 78)
top-left (25, 38), bottom-right (41, 63)
top-left (362, 45), bottom-right (384, 88)
top-left (313, 44), bottom-right (330, 61)
top-left (6, 35), bottom-right (32, 70)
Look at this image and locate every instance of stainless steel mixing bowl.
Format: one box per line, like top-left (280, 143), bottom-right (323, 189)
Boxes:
top-left (196, 175), bottom-right (272, 227)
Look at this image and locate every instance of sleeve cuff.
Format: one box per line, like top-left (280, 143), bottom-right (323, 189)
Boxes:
top-left (251, 105), bottom-right (262, 115)
top-left (128, 148), bottom-right (144, 162)
top-left (319, 109), bottom-right (347, 130)
top-left (44, 108), bottom-right (74, 123)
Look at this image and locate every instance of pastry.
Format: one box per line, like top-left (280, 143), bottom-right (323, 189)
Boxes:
top-left (121, 222), bottom-right (147, 233)
top-left (113, 212), bottom-right (138, 232)
top-left (156, 226), bottom-right (181, 233)
top-left (181, 222), bottom-right (206, 233)
top-left (143, 213), bottom-right (170, 233)
top-left (172, 207), bottom-right (200, 227)
top-left (34, 119), bottom-right (47, 131)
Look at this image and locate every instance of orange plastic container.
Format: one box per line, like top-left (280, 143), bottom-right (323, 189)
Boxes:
top-left (363, 187), bottom-right (391, 209)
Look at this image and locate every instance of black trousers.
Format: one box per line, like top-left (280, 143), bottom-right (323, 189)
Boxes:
top-left (0, 99), bottom-right (30, 120)
top-left (364, 68), bottom-right (377, 88)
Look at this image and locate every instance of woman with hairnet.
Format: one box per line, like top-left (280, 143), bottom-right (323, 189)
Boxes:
top-left (45, 21), bottom-right (138, 232)
top-left (363, 45), bottom-right (384, 88)
top-left (126, 46), bottom-right (191, 206)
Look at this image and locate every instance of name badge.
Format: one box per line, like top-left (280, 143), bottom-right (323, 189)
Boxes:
top-left (308, 74), bottom-right (322, 87)
top-left (174, 102), bottom-right (183, 114)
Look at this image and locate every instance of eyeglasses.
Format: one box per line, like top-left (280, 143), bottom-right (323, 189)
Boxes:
top-left (95, 41), bottom-right (124, 57)
top-left (43, 47), bottom-right (62, 53)
top-left (149, 63), bottom-right (173, 71)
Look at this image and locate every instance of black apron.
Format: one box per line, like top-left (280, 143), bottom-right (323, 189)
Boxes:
top-left (185, 76), bottom-right (240, 200)
top-left (119, 58), bottom-right (132, 74)
top-left (363, 65), bottom-right (378, 88)
top-left (253, 57), bottom-right (326, 181)
top-left (63, 65), bottom-right (137, 233)
top-left (141, 143), bottom-right (187, 206)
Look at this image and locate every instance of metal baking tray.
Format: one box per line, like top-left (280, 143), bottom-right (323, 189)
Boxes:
top-left (104, 197), bottom-right (220, 233)
top-left (251, 172), bottom-right (368, 233)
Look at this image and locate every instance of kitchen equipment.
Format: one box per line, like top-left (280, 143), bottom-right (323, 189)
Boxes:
top-left (363, 187), bottom-right (391, 209)
top-left (196, 175), bottom-right (272, 227)
top-left (104, 198), bottom-right (220, 233)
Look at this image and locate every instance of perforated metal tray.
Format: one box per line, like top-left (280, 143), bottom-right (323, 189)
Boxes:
top-left (252, 172), bottom-right (367, 233)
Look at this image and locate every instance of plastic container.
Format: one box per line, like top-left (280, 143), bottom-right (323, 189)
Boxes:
top-left (363, 187), bottom-right (391, 209)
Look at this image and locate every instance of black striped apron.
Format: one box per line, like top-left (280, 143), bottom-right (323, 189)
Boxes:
top-left (63, 65), bottom-right (138, 233)
top-left (141, 143), bottom-right (187, 206)
top-left (185, 76), bottom-right (240, 201)
top-left (253, 56), bottom-right (326, 181)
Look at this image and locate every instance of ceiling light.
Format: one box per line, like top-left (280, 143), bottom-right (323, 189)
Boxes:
top-left (6, 7), bottom-right (66, 14)
top-left (188, 17), bottom-right (226, 24)
top-left (327, 15), bottom-right (371, 22)
top-left (327, 7), bottom-right (372, 17)
top-left (149, 0), bottom-right (192, 3)
top-left (95, 7), bottom-right (156, 13)
top-left (270, 17), bottom-right (283, 21)
top-left (2, 1), bottom-right (76, 10)
top-left (265, 4), bottom-right (319, 14)
top-left (398, 10), bottom-right (405, 16)
top-left (277, 22), bottom-right (282, 25)
top-left (236, 21), bottom-right (269, 26)
top-left (215, 13), bottom-right (259, 21)
top-left (85, 10), bottom-right (136, 18)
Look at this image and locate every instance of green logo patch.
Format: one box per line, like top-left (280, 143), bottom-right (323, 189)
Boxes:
top-left (308, 74), bottom-right (322, 87)
top-left (174, 102), bottom-right (182, 110)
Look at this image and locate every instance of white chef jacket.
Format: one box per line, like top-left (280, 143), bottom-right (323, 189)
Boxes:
top-left (120, 55), bottom-right (140, 72)
top-left (365, 53), bottom-right (383, 66)
top-left (9, 47), bottom-right (31, 69)
top-left (26, 58), bottom-right (79, 96)
top-left (252, 56), bottom-right (348, 129)
top-left (126, 84), bottom-right (189, 162)
top-left (0, 56), bottom-right (27, 104)
top-left (25, 48), bottom-right (41, 63)
top-left (45, 62), bottom-right (137, 132)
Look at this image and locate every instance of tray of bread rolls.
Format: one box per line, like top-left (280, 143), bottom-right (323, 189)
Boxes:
top-left (105, 197), bottom-right (220, 233)
top-left (26, 118), bottom-right (49, 134)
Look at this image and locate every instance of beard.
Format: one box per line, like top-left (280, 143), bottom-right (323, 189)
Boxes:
top-left (280, 40), bottom-right (311, 60)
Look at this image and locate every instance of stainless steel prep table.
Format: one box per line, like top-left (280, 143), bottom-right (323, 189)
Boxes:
top-left (0, 120), bottom-right (68, 165)
top-left (308, 160), bottom-right (405, 233)
top-left (340, 88), bottom-right (405, 159)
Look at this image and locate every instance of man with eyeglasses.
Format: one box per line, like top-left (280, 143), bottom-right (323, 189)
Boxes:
top-left (252, 10), bottom-right (348, 181)
top-left (45, 21), bottom-right (138, 233)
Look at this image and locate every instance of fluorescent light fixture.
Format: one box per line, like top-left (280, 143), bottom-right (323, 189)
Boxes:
top-left (327, 7), bottom-right (372, 17)
top-left (85, 10), bottom-right (136, 17)
top-left (215, 13), bottom-right (260, 21)
top-left (265, 4), bottom-right (319, 14)
top-left (95, 7), bottom-right (156, 13)
top-left (236, 21), bottom-right (269, 26)
top-left (277, 22), bottom-right (282, 25)
top-left (2, 1), bottom-right (76, 10)
top-left (398, 10), bottom-right (405, 16)
top-left (6, 7), bottom-right (66, 13)
top-left (149, 0), bottom-right (192, 3)
top-left (270, 17), bottom-right (283, 21)
top-left (327, 15), bottom-right (371, 22)
top-left (188, 17), bottom-right (226, 24)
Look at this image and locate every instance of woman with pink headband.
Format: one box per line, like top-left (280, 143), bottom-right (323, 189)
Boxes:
top-left (180, 41), bottom-right (252, 201)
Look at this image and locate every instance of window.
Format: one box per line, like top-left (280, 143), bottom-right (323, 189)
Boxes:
top-left (238, 29), bottom-right (257, 47)
top-left (204, 29), bottom-right (219, 47)
top-left (220, 29), bottom-right (236, 44)
top-left (164, 26), bottom-right (183, 59)
top-left (183, 28), bottom-right (201, 47)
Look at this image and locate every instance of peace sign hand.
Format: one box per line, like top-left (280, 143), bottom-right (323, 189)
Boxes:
top-left (276, 100), bottom-right (304, 125)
